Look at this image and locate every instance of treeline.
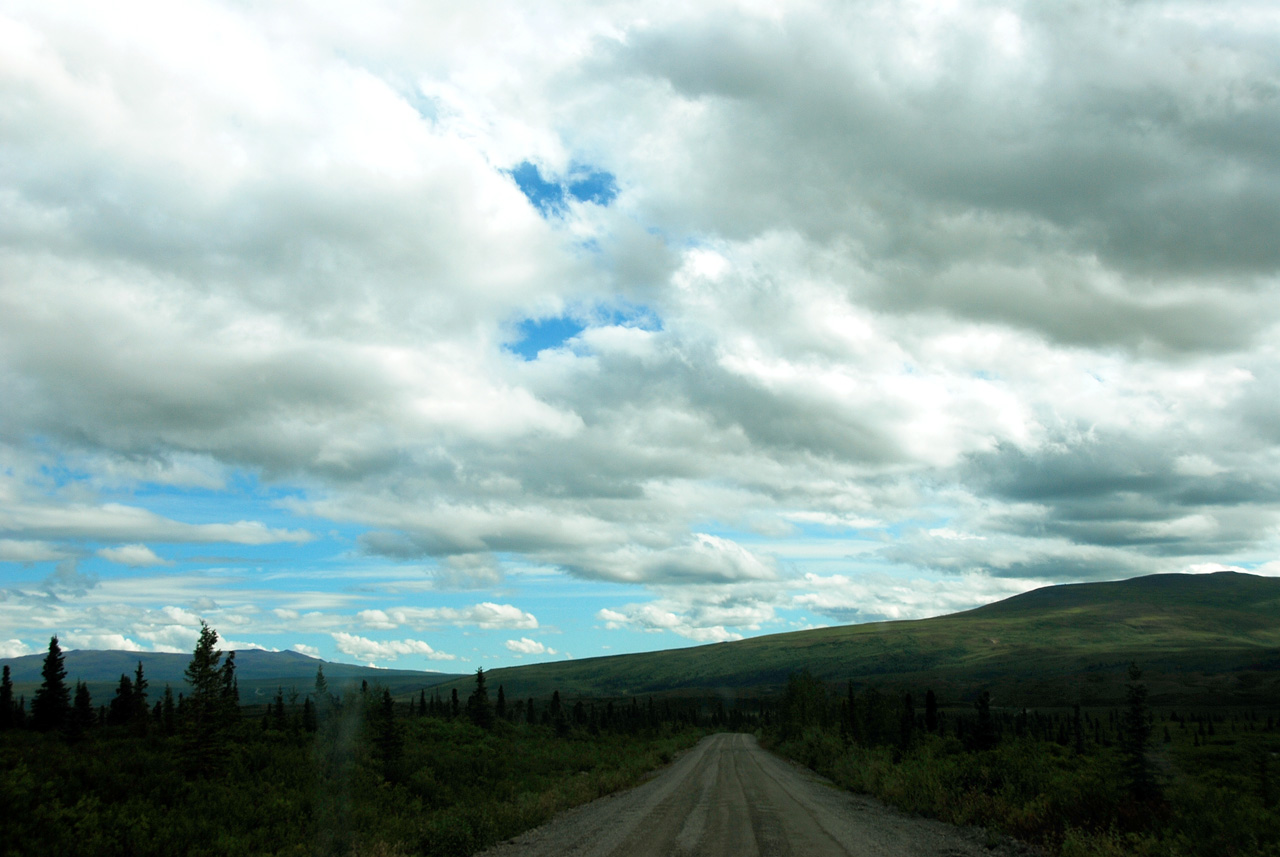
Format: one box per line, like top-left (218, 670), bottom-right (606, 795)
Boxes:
top-left (400, 670), bottom-right (754, 737)
top-left (764, 667), bottom-right (1280, 856)
top-left (0, 629), bottom-right (709, 857)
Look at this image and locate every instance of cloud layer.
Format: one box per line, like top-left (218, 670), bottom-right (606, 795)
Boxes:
top-left (0, 0), bottom-right (1277, 662)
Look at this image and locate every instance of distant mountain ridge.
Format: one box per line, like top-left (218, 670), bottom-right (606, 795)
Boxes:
top-left (0, 647), bottom-right (464, 700)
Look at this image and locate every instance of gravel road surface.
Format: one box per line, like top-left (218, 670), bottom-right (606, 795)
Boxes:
top-left (478, 733), bottom-right (1028, 857)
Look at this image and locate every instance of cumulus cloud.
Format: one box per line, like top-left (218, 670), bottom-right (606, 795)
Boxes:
top-left (356, 602), bottom-right (538, 631)
top-left (0, 639), bottom-right (32, 658)
top-left (331, 632), bottom-right (457, 663)
top-left (505, 637), bottom-right (557, 656)
top-left (597, 589), bottom-right (776, 643)
top-left (793, 572), bottom-right (1042, 623)
top-left (62, 632), bottom-right (145, 652)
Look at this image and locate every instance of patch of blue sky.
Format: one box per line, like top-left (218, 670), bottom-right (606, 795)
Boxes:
top-left (510, 161), bottom-right (566, 217)
top-left (566, 166), bottom-right (617, 206)
top-left (506, 301), bottom-right (662, 361)
top-left (509, 160), bottom-right (617, 219)
top-left (508, 314), bottom-right (586, 360)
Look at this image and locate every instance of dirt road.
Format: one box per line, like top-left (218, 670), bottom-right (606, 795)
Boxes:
top-left (478, 733), bottom-right (1026, 857)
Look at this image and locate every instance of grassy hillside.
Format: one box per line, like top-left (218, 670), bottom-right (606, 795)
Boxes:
top-left (445, 572), bottom-right (1280, 706)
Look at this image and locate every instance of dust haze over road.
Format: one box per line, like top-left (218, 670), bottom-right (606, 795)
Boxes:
top-left (479, 733), bottom-right (1025, 857)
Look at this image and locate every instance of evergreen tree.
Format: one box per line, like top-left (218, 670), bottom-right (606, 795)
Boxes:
top-left (971, 690), bottom-right (998, 751)
top-left (313, 664), bottom-right (331, 713)
top-left (132, 661), bottom-right (149, 729)
top-left (526, 697), bottom-right (536, 725)
top-left (302, 697), bottom-right (317, 732)
top-left (418, 688), bottom-right (427, 718)
top-left (373, 688), bottom-right (402, 765)
top-left (450, 688), bottom-right (459, 718)
top-left (924, 689), bottom-right (938, 734)
top-left (108, 674), bottom-right (135, 725)
top-left (1121, 664), bottom-right (1157, 800)
top-left (0, 664), bottom-right (13, 729)
top-left (900, 692), bottom-right (915, 749)
top-left (467, 668), bottom-right (494, 729)
top-left (272, 687), bottom-right (287, 730)
top-left (31, 635), bottom-right (70, 732)
top-left (182, 622), bottom-right (237, 776)
top-left (162, 685), bottom-right (176, 735)
top-left (496, 684), bottom-right (507, 721)
top-left (71, 680), bottom-right (95, 739)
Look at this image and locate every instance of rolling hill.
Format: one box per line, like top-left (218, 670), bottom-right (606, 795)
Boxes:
top-left (438, 571), bottom-right (1280, 706)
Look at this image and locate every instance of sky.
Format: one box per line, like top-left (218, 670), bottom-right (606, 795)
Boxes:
top-left (1, 0), bottom-right (1279, 670)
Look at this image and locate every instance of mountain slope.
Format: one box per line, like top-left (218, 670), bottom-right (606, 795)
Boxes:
top-left (452, 572), bottom-right (1280, 705)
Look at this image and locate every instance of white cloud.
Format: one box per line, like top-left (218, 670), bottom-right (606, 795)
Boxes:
top-left (0, 0), bottom-right (1278, 664)
top-left (97, 544), bottom-right (172, 567)
top-left (793, 571), bottom-right (1043, 623)
top-left (331, 632), bottom-right (457, 663)
top-left (0, 639), bottom-right (32, 658)
top-left (292, 643), bottom-right (321, 657)
top-left (505, 637), bottom-right (557, 655)
top-left (0, 540), bottom-right (69, 562)
top-left (63, 632), bottom-right (144, 652)
top-left (356, 602), bottom-right (538, 631)
top-left (0, 501), bottom-right (312, 545)
top-left (595, 594), bottom-right (773, 643)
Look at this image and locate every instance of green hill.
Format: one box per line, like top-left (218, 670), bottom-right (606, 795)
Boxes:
top-left (441, 571), bottom-right (1280, 707)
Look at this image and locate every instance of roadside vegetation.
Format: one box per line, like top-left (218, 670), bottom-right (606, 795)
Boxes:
top-left (0, 631), bottom-right (709, 857)
top-left (764, 668), bottom-right (1280, 856)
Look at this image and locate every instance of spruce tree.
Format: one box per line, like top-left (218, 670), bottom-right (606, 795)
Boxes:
top-left (31, 636), bottom-right (70, 732)
top-left (971, 690), bottom-right (997, 751)
top-left (900, 692), bottom-right (915, 749)
top-left (369, 688), bottom-right (402, 768)
top-left (924, 689), bottom-right (938, 734)
top-left (467, 667), bottom-right (494, 729)
top-left (302, 697), bottom-right (317, 732)
top-left (162, 685), bottom-right (176, 735)
top-left (71, 680), bottom-right (95, 739)
top-left (132, 661), bottom-right (149, 729)
top-left (496, 684), bottom-right (507, 721)
top-left (313, 664), bottom-right (333, 720)
top-left (272, 687), bottom-right (287, 730)
top-left (0, 665), bottom-right (13, 729)
top-left (109, 674), bottom-right (135, 725)
top-left (1121, 664), bottom-right (1157, 799)
top-left (182, 623), bottom-right (236, 775)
